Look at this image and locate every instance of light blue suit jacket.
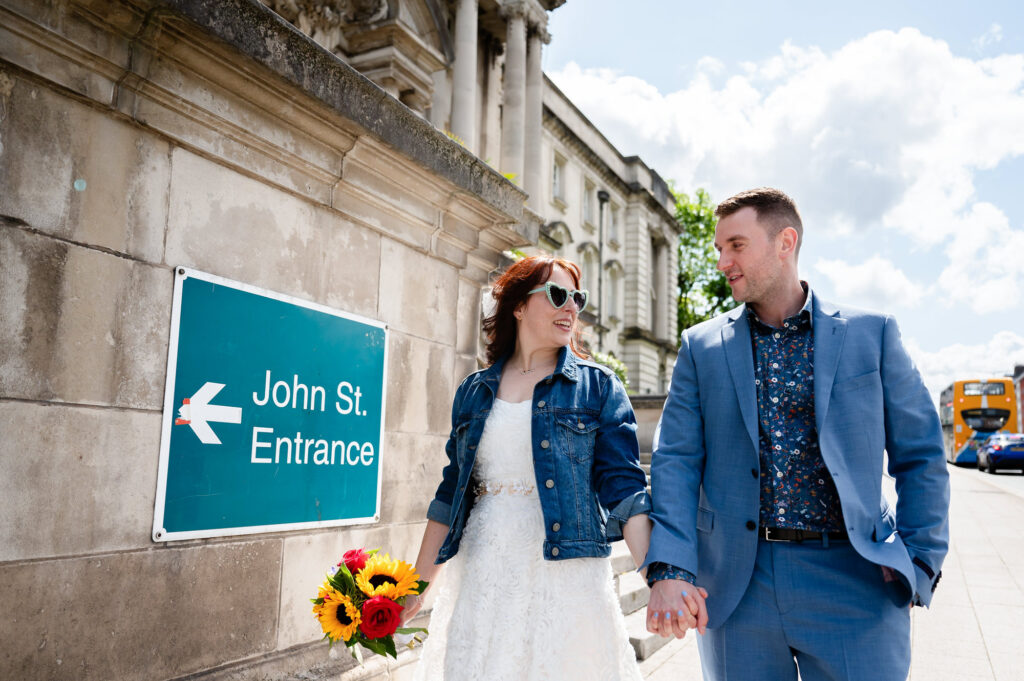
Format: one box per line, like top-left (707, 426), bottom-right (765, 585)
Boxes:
top-left (645, 296), bottom-right (950, 629)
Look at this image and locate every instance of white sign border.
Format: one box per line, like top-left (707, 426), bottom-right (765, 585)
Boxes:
top-left (152, 267), bottom-right (388, 542)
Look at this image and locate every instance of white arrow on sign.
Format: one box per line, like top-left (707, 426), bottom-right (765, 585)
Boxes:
top-left (174, 382), bottom-right (243, 445)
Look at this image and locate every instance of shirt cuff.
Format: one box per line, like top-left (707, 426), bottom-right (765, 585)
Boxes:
top-left (426, 498), bottom-right (452, 525)
top-left (646, 562), bottom-right (697, 588)
top-left (605, 489), bottom-right (652, 542)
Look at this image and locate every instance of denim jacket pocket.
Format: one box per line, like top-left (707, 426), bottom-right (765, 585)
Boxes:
top-left (555, 413), bottom-right (600, 462)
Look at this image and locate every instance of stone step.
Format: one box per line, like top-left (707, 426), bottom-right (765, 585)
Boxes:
top-left (610, 539), bottom-right (635, 575)
top-left (618, 569), bottom-right (650, 615)
top-left (623, 607), bottom-right (673, 660)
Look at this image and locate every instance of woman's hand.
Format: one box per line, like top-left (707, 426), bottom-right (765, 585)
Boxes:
top-left (401, 593), bottom-right (423, 625)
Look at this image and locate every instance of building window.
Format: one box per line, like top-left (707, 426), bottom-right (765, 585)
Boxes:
top-left (581, 246), bottom-right (599, 308)
top-left (552, 154), bottom-right (566, 204)
top-left (609, 203), bottom-right (620, 244)
top-left (583, 179), bottom-right (596, 228)
top-left (606, 262), bottom-right (622, 322)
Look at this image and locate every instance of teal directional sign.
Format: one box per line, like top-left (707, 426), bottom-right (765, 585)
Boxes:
top-left (153, 268), bottom-right (388, 541)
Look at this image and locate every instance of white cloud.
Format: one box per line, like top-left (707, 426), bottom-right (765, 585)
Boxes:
top-left (936, 202), bottom-right (1024, 314)
top-left (974, 23), bottom-right (1004, 52)
top-left (905, 331), bottom-right (1024, 402)
top-left (548, 28), bottom-right (1024, 309)
top-left (813, 256), bottom-right (926, 310)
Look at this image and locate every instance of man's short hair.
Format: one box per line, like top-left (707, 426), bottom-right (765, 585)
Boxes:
top-left (715, 187), bottom-right (803, 255)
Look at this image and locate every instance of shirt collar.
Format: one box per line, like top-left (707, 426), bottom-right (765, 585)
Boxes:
top-left (747, 281), bottom-right (814, 331)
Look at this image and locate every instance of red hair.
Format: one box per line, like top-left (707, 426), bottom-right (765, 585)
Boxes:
top-left (482, 256), bottom-right (589, 366)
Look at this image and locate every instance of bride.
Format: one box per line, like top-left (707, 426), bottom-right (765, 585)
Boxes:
top-left (402, 256), bottom-right (652, 681)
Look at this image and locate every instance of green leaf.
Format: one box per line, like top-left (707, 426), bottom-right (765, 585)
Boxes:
top-left (349, 642), bottom-right (364, 665)
top-left (329, 564), bottom-right (356, 594)
top-left (394, 627), bottom-right (428, 635)
top-left (383, 636), bottom-right (398, 659)
top-left (414, 580), bottom-right (430, 594)
top-left (361, 637), bottom-right (388, 657)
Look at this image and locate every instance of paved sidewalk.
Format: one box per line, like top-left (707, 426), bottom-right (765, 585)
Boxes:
top-left (640, 466), bottom-right (1024, 681)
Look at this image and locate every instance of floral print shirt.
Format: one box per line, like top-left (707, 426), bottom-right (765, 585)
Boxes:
top-left (748, 289), bottom-right (843, 532)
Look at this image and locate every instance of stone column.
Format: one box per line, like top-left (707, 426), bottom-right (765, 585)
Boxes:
top-left (451, 0), bottom-right (478, 152)
top-left (524, 26), bottom-right (547, 208)
top-left (501, 2), bottom-right (527, 181)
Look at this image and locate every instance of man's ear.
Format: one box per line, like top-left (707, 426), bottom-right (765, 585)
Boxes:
top-left (778, 226), bottom-right (799, 259)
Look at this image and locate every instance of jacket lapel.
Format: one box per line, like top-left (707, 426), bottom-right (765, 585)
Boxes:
top-left (722, 306), bottom-right (760, 453)
top-left (813, 298), bottom-right (847, 434)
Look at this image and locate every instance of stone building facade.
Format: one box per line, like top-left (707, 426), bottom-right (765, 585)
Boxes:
top-left (0, 1), bottom-right (679, 680)
top-left (536, 78), bottom-right (680, 393)
top-left (260, 0), bottom-right (680, 392)
top-left (0, 1), bottom-right (530, 679)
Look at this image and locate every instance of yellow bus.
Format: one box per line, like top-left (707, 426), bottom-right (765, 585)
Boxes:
top-left (939, 378), bottom-right (1018, 466)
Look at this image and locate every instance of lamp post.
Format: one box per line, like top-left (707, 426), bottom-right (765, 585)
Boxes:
top-left (597, 189), bottom-right (610, 352)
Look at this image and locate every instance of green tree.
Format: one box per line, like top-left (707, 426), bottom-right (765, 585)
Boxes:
top-left (673, 187), bottom-right (736, 331)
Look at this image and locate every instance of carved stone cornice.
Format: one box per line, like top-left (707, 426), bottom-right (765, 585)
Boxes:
top-left (499, 0), bottom-right (530, 20)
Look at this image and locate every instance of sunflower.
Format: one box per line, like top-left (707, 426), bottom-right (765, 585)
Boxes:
top-left (355, 553), bottom-right (420, 600)
top-left (313, 586), bottom-right (361, 642)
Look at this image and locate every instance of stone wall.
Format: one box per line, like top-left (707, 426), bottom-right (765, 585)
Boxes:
top-left (0, 1), bottom-right (529, 679)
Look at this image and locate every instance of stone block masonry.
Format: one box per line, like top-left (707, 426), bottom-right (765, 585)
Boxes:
top-left (0, 1), bottom-right (530, 679)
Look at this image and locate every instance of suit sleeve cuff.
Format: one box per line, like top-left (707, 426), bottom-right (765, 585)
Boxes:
top-left (605, 489), bottom-right (652, 542)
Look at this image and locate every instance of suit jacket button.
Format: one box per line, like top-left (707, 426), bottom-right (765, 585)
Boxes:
top-left (746, 520), bottom-right (756, 530)
top-left (750, 468), bottom-right (758, 478)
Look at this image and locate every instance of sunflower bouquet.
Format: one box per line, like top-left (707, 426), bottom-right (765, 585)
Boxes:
top-left (311, 547), bottom-right (428, 662)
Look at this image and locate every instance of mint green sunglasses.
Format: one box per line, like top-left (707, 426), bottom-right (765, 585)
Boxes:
top-left (528, 282), bottom-right (589, 312)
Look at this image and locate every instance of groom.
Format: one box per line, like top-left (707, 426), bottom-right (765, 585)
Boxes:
top-left (642, 188), bottom-right (949, 680)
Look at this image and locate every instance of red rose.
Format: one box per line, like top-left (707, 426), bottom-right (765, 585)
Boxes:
top-left (359, 596), bottom-right (403, 639)
top-left (340, 548), bottom-right (369, 574)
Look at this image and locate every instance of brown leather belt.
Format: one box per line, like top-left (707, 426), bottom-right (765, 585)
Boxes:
top-left (760, 526), bottom-right (849, 543)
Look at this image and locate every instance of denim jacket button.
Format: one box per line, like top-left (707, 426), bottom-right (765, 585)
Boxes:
top-left (577, 422), bottom-right (585, 429)
top-left (540, 439), bottom-right (550, 449)
top-left (551, 547), bottom-right (560, 556)
top-left (537, 400), bottom-right (546, 408)
top-left (545, 479), bottom-right (555, 488)
top-left (552, 522), bottom-right (561, 532)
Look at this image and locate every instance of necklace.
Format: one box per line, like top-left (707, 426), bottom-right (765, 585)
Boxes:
top-left (518, 362), bottom-right (555, 376)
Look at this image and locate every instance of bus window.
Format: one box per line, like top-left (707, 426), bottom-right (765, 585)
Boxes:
top-left (963, 382), bottom-right (1006, 396)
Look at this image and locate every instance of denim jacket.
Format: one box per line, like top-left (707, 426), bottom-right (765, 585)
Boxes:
top-left (427, 346), bottom-right (651, 564)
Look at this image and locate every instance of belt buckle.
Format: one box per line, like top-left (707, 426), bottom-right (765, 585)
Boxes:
top-left (764, 527), bottom-right (785, 542)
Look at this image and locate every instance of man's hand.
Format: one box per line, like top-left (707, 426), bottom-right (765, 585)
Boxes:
top-left (646, 578), bottom-right (708, 638)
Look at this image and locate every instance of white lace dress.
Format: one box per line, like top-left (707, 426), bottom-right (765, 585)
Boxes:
top-left (414, 398), bottom-right (642, 681)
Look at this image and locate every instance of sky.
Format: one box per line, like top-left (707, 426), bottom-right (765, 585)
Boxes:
top-left (543, 0), bottom-right (1024, 402)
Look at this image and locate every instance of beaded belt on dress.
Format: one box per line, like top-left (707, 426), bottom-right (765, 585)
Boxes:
top-left (474, 479), bottom-right (536, 497)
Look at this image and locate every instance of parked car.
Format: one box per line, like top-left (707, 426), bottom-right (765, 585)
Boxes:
top-left (977, 432), bottom-right (1024, 474)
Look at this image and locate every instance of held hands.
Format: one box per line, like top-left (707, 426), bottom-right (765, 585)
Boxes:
top-left (646, 579), bottom-right (708, 639)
